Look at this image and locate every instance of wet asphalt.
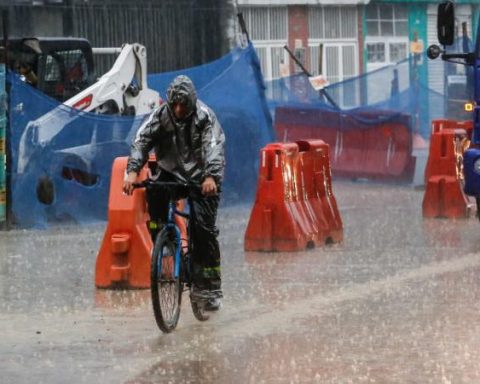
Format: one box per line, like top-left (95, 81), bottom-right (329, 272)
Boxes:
top-left (2, 180), bottom-right (480, 383)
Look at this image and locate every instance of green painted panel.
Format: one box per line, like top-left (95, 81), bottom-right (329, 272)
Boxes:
top-left (408, 4), bottom-right (427, 43)
top-left (362, 5), bottom-right (368, 74)
top-left (407, 4), bottom-right (429, 137)
top-left (473, 5), bottom-right (480, 45)
top-left (408, 4), bottom-right (428, 84)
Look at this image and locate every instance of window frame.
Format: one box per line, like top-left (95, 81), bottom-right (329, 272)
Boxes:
top-left (241, 6), bottom-right (288, 42)
top-left (365, 37), bottom-right (409, 71)
top-left (365, 3), bottom-right (408, 38)
top-left (254, 42), bottom-right (290, 81)
top-left (308, 39), bottom-right (359, 108)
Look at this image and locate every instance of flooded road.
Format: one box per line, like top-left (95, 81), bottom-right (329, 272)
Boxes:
top-left (2, 180), bottom-right (480, 383)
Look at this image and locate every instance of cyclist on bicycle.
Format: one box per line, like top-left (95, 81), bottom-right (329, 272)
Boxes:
top-left (123, 75), bottom-right (225, 311)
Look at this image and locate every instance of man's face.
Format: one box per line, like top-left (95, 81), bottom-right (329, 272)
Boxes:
top-left (16, 62), bottom-right (30, 75)
top-left (173, 102), bottom-right (188, 120)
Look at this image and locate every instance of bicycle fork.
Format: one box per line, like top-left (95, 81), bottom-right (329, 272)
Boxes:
top-left (161, 223), bottom-right (183, 280)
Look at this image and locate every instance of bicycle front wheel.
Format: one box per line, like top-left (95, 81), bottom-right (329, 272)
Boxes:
top-left (151, 230), bottom-right (183, 333)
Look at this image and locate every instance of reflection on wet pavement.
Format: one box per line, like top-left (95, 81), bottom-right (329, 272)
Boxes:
top-left (2, 181), bottom-right (480, 383)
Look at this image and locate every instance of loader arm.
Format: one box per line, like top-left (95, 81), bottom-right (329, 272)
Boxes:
top-left (66, 43), bottom-right (159, 115)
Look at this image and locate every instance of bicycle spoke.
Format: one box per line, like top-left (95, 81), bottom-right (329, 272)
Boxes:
top-left (159, 252), bottom-right (175, 322)
top-left (159, 282), bottom-right (177, 322)
top-left (151, 235), bottom-right (182, 333)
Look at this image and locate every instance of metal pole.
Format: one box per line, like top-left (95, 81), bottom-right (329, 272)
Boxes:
top-left (237, 12), bottom-right (250, 43)
top-left (283, 44), bottom-right (312, 76)
top-left (318, 43), bottom-right (323, 75)
top-left (283, 44), bottom-right (340, 110)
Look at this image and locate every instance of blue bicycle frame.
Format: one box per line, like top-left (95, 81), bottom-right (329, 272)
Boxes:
top-left (160, 199), bottom-right (189, 281)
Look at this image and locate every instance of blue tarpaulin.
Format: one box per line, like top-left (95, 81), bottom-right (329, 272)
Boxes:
top-left (7, 43), bottom-right (471, 227)
top-left (8, 43), bottom-right (273, 227)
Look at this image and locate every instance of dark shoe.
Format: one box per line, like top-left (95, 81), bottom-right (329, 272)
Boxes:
top-left (204, 297), bottom-right (222, 311)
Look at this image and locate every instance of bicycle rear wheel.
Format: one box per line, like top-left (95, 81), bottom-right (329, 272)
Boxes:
top-left (151, 230), bottom-right (183, 333)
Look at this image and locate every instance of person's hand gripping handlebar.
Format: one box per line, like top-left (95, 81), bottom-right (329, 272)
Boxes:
top-left (122, 171), bottom-right (138, 195)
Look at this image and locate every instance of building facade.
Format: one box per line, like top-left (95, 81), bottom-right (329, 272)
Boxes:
top-left (238, 0), bottom-right (480, 95)
top-left (1, 0), bottom-right (235, 74)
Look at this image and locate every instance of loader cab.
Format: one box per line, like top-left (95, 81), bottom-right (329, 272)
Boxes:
top-left (4, 37), bottom-right (95, 101)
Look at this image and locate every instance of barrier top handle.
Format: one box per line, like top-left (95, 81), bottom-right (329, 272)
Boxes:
top-left (265, 142), bottom-right (299, 153)
top-left (296, 140), bottom-right (327, 152)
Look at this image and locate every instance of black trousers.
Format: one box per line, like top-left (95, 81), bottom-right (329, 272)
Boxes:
top-left (146, 171), bottom-right (221, 292)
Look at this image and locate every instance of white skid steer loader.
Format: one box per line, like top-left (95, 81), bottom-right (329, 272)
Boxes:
top-left (15, 43), bottom-right (161, 206)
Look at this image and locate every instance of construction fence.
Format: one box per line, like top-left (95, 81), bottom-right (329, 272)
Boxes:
top-left (5, 43), bottom-right (472, 227)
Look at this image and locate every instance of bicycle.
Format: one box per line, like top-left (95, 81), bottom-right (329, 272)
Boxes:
top-left (133, 179), bottom-right (213, 333)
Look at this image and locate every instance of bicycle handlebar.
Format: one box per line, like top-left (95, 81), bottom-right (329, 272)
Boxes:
top-left (132, 180), bottom-right (206, 198)
top-left (130, 179), bottom-right (221, 200)
top-left (133, 180), bottom-right (189, 188)
top-left (133, 180), bottom-right (201, 191)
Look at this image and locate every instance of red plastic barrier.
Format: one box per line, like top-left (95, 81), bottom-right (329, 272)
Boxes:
top-left (430, 119), bottom-right (473, 135)
top-left (422, 120), bottom-right (473, 218)
top-left (297, 140), bottom-right (343, 243)
top-left (95, 157), bottom-right (151, 288)
top-left (274, 106), bottom-right (414, 181)
top-left (244, 143), bottom-right (308, 251)
top-left (95, 157), bottom-right (188, 289)
top-left (266, 142), bottom-right (318, 247)
top-left (244, 140), bottom-right (343, 252)
top-left (424, 119), bottom-right (472, 184)
top-left (362, 122), bottom-right (413, 177)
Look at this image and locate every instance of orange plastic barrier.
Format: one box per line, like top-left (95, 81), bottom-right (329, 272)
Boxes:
top-left (297, 140), bottom-right (343, 243)
top-left (244, 140), bottom-right (343, 252)
top-left (274, 106), bottom-right (414, 181)
top-left (95, 157), bottom-right (151, 288)
top-left (95, 157), bottom-right (188, 289)
top-left (422, 120), bottom-right (473, 218)
top-left (266, 142), bottom-right (319, 247)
